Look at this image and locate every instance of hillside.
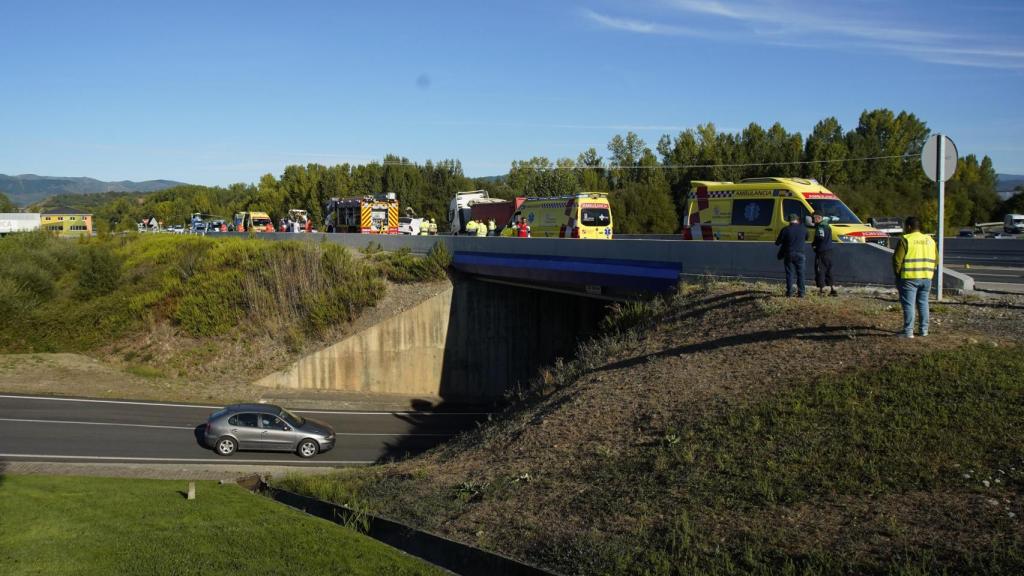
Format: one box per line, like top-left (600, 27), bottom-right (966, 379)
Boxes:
top-left (0, 233), bottom-right (451, 402)
top-left (281, 283), bottom-right (1024, 575)
top-left (0, 174), bottom-right (185, 207)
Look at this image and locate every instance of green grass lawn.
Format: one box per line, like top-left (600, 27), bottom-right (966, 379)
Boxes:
top-left (0, 475), bottom-right (444, 576)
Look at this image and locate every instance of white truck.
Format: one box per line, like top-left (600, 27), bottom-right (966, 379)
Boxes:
top-left (0, 213), bottom-right (41, 236)
top-left (447, 190), bottom-right (516, 235)
top-left (1004, 214), bottom-right (1024, 234)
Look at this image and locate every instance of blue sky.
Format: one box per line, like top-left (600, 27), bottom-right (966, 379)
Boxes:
top-left (1, 0), bottom-right (1022, 185)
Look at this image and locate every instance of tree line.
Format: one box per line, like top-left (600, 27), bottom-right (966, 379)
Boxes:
top-left (19, 108), bottom-right (1014, 235)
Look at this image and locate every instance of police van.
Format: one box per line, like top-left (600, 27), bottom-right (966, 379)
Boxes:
top-left (501, 193), bottom-right (614, 239)
top-left (681, 178), bottom-right (887, 245)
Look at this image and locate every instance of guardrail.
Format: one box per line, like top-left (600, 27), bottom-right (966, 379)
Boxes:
top-left (222, 232), bottom-right (974, 292)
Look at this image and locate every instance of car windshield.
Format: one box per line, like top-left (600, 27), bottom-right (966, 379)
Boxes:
top-left (280, 408), bottom-right (305, 427)
top-left (252, 218), bottom-right (272, 227)
top-left (807, 199), bottom-right (862, 224)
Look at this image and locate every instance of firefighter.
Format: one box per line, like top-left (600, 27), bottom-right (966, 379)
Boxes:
top-left (419, 219), bottom-right (429, 236)
top-left (466, 219), bottom-right (478, 236)
top-left (487, 219), bottom-right (496, 236)
top-left (428, 218), bottom-right (438, 235)
top-left (517, 216), bottom-right (530, 238)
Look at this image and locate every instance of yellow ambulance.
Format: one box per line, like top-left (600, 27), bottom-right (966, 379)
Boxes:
top-left (681, 177), bottom-right (888, 245)
top-left (501, 193), bottom-right (614, 239)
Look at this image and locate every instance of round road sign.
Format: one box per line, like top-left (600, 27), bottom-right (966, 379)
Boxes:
top-left (920, 134), bottom-right (958, 182)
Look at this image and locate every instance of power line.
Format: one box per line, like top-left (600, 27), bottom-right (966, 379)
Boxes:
top-left (370, 153), bottom-right (917, 171)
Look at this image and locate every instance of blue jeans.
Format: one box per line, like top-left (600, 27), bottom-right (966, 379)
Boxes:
top-left (898, 279), bottom-right (931, 335)
top-left (784, 253), bottom-right (806, 296)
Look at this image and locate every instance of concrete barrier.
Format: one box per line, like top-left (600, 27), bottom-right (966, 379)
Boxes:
top-left (232, 233), bottom-right (973, 292)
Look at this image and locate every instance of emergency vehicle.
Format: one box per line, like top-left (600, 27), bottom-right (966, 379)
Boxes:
top-left (323, 194), bottom-right (400, 234)
top-left (501, 193), bottom-right (613, 239)
top-left (232, 211), bottom-right (275, 233)
top-left (682, 178), bottom-right (887, 245)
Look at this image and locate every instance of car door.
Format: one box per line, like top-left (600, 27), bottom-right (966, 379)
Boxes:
top-left (227, 413), bottom-right (262, 449)
top-left (258, 413), bottom-right (296, 452)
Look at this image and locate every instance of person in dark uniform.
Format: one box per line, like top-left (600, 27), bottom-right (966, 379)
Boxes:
top-left (812, 213), bottom-right (839, 296)
top-left (775, 213), bottom-right (807, 297)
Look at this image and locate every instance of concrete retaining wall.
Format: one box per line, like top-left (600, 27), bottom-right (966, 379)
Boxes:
top-left (254, 279), bottom-right (604, 401)
top-left (255, 287), bottom-right (453, 396)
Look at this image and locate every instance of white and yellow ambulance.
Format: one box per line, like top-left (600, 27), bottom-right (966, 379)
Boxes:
top-left (681, 177), bottom-right (888, 245)
top-left (501, 193), bottom-right (614, 239)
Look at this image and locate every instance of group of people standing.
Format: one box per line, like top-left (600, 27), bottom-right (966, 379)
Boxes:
top-left (418, 218), bottom-right (438, 235)
top-left (774, 213), bottom-right (938, 338)
top-left (465, 219), bottom-right (496, 237)
top-left (774, 212), bottom-right (840, 298)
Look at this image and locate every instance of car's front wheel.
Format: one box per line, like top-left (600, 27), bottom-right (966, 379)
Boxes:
top-left (215, 436), bottom-right (237, 456)
top-left (297, 439), bottom-right (319, 458)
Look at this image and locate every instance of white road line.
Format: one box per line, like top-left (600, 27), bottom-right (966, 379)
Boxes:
top-left (0, 418), bottom-right (192, 430)
top-left (0, 394), bottom-right (491, 416)
top-left (0, 417), bottom-right (454, 437)
top-left (0, 453), bottom-right (374, 464)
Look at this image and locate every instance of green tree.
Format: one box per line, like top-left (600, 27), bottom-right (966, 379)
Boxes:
top-left (0, 191), bottom-right (16, 212)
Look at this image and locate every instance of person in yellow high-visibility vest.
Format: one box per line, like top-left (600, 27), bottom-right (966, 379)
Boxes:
top-left (465, 219), bottom-right (478, 236)
top-left (475, 219), bottom-right (487, 237)
top-left (892, 216), bottom-right (937, 338)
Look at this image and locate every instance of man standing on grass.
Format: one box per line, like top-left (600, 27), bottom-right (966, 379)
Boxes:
top-left (892, 216), bottom-right (937, 338)
top-left (812, 213), bottom-right (839, 297)
top-left (775, 213), bottom-right (807, 297)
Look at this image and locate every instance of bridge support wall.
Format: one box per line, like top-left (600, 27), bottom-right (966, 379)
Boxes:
top-left (254, 278), bottom-right (603, 402)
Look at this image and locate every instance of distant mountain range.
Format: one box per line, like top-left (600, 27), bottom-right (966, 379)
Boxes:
top-left (0, 174), bottom-right (186, 207)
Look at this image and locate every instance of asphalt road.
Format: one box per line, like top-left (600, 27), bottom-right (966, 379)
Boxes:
top-left (0, 394), bottom-right (488, 467)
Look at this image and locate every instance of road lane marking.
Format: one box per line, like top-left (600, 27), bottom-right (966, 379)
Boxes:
top-left (0, 418), bottom-right (193, 430)
top-left (0, 453), bottom-right (374, 464)
top-left (0, 417), bottom-right (455, 437)
top-left (0, 394), bottom-right (491, 416)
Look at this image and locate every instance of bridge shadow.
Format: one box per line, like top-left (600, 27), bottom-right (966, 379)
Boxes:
top-left (374, 276), bottom-right (607, 462)
top-left (597, 325), bottom-right (890, 374)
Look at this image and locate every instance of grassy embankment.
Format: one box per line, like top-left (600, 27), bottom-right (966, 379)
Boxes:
top-left (279, 282), bottom-right (1024, 575)
top-left (0, 474), bottom-right (443, 576)
top-left (0, 232), bottom-right (450, 388)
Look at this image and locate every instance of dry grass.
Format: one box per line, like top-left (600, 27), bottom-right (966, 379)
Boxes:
top-left (279, 282), bottom-right (1024, 575)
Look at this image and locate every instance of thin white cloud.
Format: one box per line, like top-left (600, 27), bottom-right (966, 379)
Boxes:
top-left (588, 1), bottom-right (1024, 69)
top-left (581, 8), bottom-right (713, 38)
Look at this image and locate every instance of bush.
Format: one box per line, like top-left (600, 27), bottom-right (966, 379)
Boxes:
top-left (77, 244), bottom-right (122, 298)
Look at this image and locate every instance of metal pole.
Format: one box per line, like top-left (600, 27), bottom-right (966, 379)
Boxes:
top-left (936, 134), bottom-right (945, 301)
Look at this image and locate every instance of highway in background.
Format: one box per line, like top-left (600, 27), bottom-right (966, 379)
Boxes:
top-left (944, 237), bottom-right (1024, 291)
top-left (0, 394), bottom-right (487, 467)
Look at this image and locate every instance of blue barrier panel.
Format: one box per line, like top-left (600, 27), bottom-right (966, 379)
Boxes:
top-left (453, 252), bottom-right (681, 292)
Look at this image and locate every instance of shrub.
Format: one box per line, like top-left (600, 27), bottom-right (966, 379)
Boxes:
top-left (77, 244), bottom-right (123, 298)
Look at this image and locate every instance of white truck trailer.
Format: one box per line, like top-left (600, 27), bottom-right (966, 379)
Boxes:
top-left (0, 213), bottom-right (41, 236)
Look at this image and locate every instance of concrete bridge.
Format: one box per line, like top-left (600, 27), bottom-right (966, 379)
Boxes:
top-left (235, 232), bottom-right (974, 297)
top-left (233, 233), bottom-right (974, 403)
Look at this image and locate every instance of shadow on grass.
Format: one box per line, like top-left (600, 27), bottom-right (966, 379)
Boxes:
top-left (598, 325), bottom-right (891, 373)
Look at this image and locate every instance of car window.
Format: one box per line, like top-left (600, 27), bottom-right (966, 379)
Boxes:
top-left (228, 413), bottom-right (259, 427)
top-left (731, 199), bottom-right (773, 226)
top-left (581, 208), bottom-right (610, 226)
top-left (782, 199), bottom-right (809, 225)
top-left (260, 414), bottom-right (288, 430)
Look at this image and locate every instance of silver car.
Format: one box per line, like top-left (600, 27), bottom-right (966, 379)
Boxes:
top-left (204, 403), bottom-right (335, 458)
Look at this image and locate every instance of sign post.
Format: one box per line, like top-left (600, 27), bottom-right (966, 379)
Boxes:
top-left (920, 134), bottom-right (958, 301)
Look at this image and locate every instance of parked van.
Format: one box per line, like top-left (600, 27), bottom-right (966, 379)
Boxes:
top-left (1004, 214), bottom-right (1024, 234)
top-left (682, 178), bottom-right (887, 245)
top-left (501, 193), bottom-right (613, 239)
top-left (233, 211), bottom-right (275, 233)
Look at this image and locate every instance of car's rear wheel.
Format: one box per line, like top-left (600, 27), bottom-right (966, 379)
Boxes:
top-left (297, 439), bottom-right (319, 458)
top-left (215, 436), bottom-right (237, 456)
